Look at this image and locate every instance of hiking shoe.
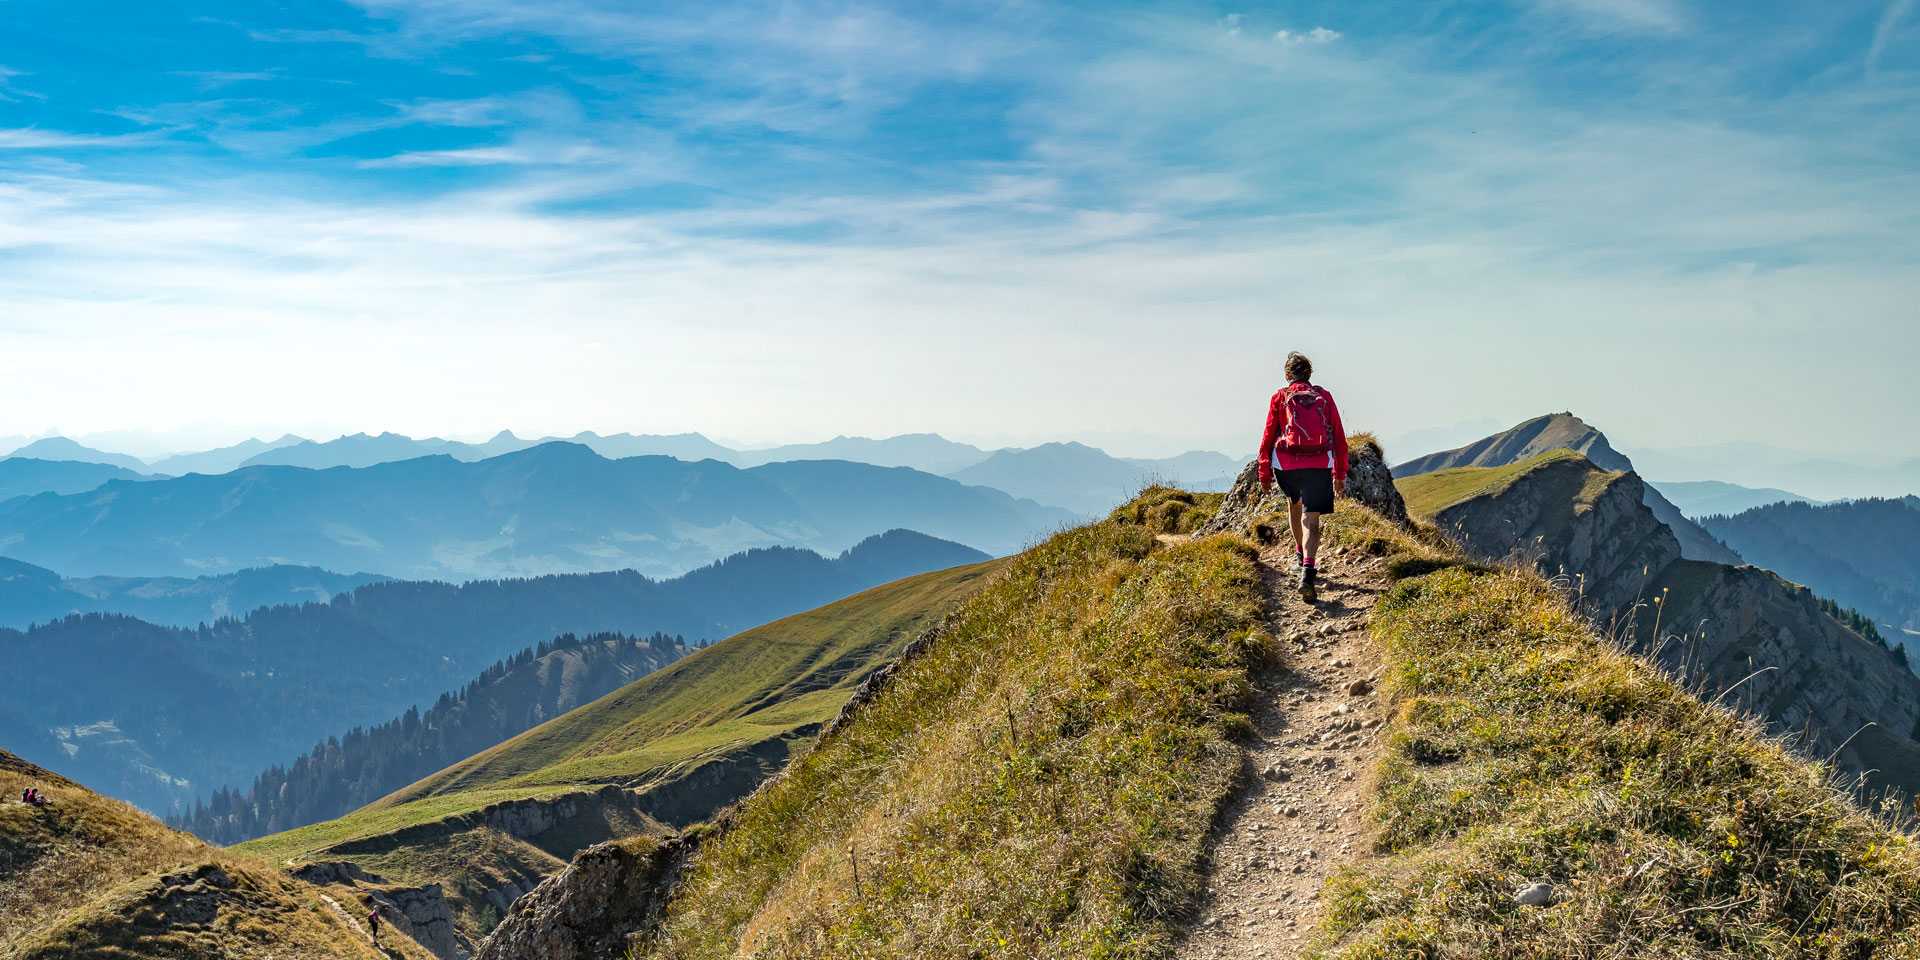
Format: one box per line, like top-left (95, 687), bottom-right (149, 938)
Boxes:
top-left (1298, 564), bottom-right (1317, 602)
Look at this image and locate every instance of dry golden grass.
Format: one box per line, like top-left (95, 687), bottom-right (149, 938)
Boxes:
top-left (0, 749), bottom-right (435, 960)
top-left (633, 500), bottom-right (1268, 959)
top-left (1306, 508), bottom-right (1920, 959)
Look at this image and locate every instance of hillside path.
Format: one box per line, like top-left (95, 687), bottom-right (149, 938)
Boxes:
top-left (1174, 544), bottom-right (1391, 960)
top-left (318, 892), bottom-right (399, 959)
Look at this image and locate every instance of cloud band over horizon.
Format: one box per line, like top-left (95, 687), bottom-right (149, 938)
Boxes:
top-left (0, 0), bottom-right (1916, 459)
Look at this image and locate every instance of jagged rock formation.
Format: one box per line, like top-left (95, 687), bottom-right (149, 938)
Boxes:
top-left (370, 883), bottom-right (461, 960)
top-left (1199, 435), bottom-right (1410, 536)
top-left (473, 837), bottom-right (682, 960)
top-left (1404, 451), bottom-right (1920, 794)
top-left (1394, 412), bottom-right (1741, 565)
top-left (1422, 452), bottom-right (1681, 616)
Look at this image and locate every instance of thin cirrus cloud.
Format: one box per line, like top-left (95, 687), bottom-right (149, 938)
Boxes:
top-left (0, 0), bottom-right (1914, 460)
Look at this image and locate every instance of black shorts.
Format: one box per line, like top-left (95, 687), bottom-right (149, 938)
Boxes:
top-left (1275, 467), bottom-right (1336, 514)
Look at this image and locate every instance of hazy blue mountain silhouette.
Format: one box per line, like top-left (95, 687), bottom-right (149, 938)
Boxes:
top-left (560, 430), bottom-right (739, 462)
top-left (147, 434), bottom-right (307, 476)
top-left (947, 441), bottom-right (1236, 516)
top-left (238, 431), bottom-right (466, 469)
top-left (1649, 479), bottom-right (1822, 518)
top-left (736, 433), bottom-right (991, 473)
top-left (0, 442), bottom-right (1068, 579)
top-left (2, 437), bottom-right (149, 472)
top-left (0, 557), bottom-right (389, 629)
top-left (0, 458), bottom-right (151, 501)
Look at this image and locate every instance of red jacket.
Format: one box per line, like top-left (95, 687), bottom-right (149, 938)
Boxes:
top-left (1257, 381), bottom-right (1349, 484)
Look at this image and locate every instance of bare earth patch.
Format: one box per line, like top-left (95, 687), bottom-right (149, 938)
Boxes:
top-left (1176, 545), bottom-right (1390, 960)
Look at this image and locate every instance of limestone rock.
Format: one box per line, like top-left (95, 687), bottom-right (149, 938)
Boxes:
top-left (1514, 882), bottom-right (1553, 906)
top-left (473, 836), bottom-right (683, 960)
top-left (1198, 439), bottom-right (1410, 538)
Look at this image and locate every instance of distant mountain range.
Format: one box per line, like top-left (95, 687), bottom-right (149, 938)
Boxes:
top-left (0, 457), bottom-right (151, 500)
top-left (0, 441), bottom-right (1062, 579)
top-left (1649, 479), bottom-right (1821, 518)
top-left (0, 431), bottom-right (1238, 521)
top-left (949, 442), bottom-right (1238, 515)
top-left (2, 436), bottom-right (149, 471)
top-left (0, 528), bottom-right (988, 814)
top-left (1700, 496), bottom-right (1920, 635)
top-left (1395, 413), bottom-right (1743, 566)
top-left (0, 558), bottom-right (389, 629)
top-left (1622, 440), bottom-right (1920, 502)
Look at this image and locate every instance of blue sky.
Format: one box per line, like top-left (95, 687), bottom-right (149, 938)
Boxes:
top-left (0, 0), bottom-right (1915, 460)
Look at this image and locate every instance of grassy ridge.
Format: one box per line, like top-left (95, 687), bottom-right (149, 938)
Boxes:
top-left (1311, 508), bottom-right (1920, 958)
top-left (1395, 449), bottom-right (1612, 520)
top-left (636, 489), bottom-right (1265, 959)
top-left (0, 749), bottom-right (434, 960)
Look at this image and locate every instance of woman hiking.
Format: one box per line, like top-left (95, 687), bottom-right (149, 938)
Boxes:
top-left (1256, 351), bottom-right (1349, 602)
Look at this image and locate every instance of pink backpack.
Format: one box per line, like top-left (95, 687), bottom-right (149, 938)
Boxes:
top-left (1277, 385), bottom-right (1333, 456)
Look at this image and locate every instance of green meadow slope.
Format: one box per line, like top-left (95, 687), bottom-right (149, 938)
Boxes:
top-left (237, 559), bottom-right (1001, 945)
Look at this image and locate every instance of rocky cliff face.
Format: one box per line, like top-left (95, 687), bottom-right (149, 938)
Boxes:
top-left (1395, 412), bottom-right (1742, 566)
top-left (1424, 453), bottom-right (1920, 794)
top-left (1428, 458), bottom-right (1681, 619)
top-left (473, 837), bottom-right (682, 960)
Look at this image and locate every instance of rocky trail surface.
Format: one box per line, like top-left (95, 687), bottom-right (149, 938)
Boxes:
top-left (1175, 543), bottom-right (1390, 960)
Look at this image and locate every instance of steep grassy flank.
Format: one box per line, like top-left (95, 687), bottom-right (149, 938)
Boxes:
top-left (0, 749), bottom-right (433, 960)
top-left (1309, 509), bottom-right (1920, 958)
top-left (237, 561), bottom-right (1001, 946)
top-left (1395, 449), bottom-right (1611, 520)
top-left (378, 560), bottom-right (1002, 811)
top-left (634, 491), bottom-right (1266, 959)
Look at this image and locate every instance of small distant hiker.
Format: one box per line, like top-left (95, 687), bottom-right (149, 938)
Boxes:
top-left (367, 903), bottom-right (385, 945)
top-left (1257, 351), bottom-right (1349, 602)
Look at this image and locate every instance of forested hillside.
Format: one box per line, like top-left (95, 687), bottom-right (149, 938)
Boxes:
top-left (1701, 496), bottom-right (1920, 636)
top-left (1, 529), bottom-right (986, 814)
top-left (0, 557), bottom-right (387, 629)
top-left (167, 631), bottom-right (693, 845)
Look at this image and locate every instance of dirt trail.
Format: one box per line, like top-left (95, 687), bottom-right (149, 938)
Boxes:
top-left (1175, 544), bottom-right (1391, 960)
top-left (319, 892), bottom-right (394, 959)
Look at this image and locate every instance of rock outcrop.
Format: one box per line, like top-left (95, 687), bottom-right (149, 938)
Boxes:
top-left (1420, 451), bottom-right (1920, 795)
top-left (290, 859), bottom-right (462, 959)
top-left (1200, 436), bottom-right (1409, 537)
top-left (369, 883), bottom-right (461, 960)
top-left (1425, 455), bottom-right (1681, 618)
top-left (473, 837), bottom-right (682, 960)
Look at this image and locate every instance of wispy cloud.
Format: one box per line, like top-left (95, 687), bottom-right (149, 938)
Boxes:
top-left (172, 70), bottom-right (278, 90)
top-left (0, 128), bottom-right (150, 149)
top-left (1527, 0), bottom-right (1687, 35)
top-left (1870, 0), bottom-right (1915, 74)
top-left (0, 0), bottom-right (1915, 457)
top-left (1274, 27), bottom-right (1341, 46)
